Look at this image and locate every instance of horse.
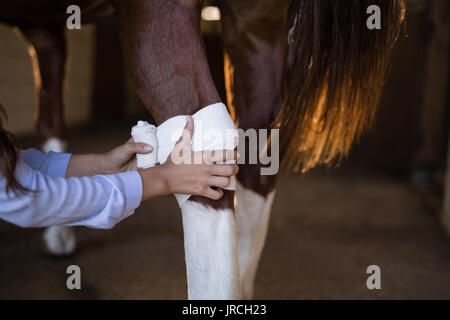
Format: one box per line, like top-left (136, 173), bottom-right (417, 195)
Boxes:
top-left (0, 0), bottom-right (405, 299)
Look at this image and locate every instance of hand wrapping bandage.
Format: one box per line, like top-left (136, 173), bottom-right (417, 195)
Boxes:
top-left (131, 102), bottom-right (238, 206)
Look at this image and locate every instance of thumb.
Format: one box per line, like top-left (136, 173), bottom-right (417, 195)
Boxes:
top-left (175, 115), bottom-right (194, 146)
top-left (133, 142), bottom-right (153, 154)
top-left (121, 139), bottom-right (152, 156)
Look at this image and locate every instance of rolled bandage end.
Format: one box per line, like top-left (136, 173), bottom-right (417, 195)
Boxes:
top-left (131, 121), bottom-right (158, 168)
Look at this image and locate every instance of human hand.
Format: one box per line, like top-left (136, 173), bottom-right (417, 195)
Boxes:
top-left (162, 116), bottom-right (238, 200)
top-left (102, 138), bottom-right (153, 173)
top-left (138, 116), bottom-right (238, 201)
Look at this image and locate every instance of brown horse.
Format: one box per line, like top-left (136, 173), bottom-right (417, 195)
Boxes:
top-left (1, 0), bottom-right (405, 299)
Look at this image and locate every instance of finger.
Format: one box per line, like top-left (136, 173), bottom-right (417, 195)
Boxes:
top-left (134, 142), bottom-right (153, 153)
top-left (175, 115), bottom-right (194, 146)
top-left (204, 187), bottom-right (224, 200)
top-left (209, 149), bottom-right (237, 163)
top-left (208, 176), bottom-right (230, 189)
top-left (202, 151), bottom-right (214, 164)
top-left (211, 164), bottom-right (238, 177)
top-left (122, 141), bottom-right (152, 155)
top-left (202, 150), bottom-right (236, 164)
top-left (184, 115), bottom-right (194, 137)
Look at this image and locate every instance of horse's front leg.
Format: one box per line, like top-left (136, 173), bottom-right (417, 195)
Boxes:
top-left (114, 0), bottom-right (240, 299)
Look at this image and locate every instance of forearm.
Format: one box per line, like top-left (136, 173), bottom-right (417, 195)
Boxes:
top-left (68, 155), bottom-right (170, 200)
top-left (138, 165), bottom-right (170, 201)
top-left (1, 158), bottom-right (142, 229)
top-left (66, 153), bottom-right (111, 177)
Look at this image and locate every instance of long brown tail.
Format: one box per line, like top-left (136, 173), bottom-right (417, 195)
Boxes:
top-left (277, 0), bottom-right (406, 172)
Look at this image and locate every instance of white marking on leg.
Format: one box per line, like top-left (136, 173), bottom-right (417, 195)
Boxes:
top-left (41, 137), bottom-right (68, 153)
top-left (180, 200), bottom-right (240, 299)
top-left (43, 225), bottom-right (76, 256)
top-left (236, 181), bottom-right (276, 299)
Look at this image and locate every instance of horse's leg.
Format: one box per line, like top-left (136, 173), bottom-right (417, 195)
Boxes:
top-left (220, 1), bottom-right (287, 299)
top-left (19, 25), bottom-right (68, 152)
top-left (19, 25), bottom-right (76, 256)
top-left (114, 0), bottom-right (239, 299)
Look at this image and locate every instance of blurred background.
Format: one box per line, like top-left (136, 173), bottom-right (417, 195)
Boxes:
top-left (0, 0), bottom-right (449, 299)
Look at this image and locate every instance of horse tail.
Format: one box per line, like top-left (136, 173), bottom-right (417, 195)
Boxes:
top-left (277, 0), bottom-right (406, 172)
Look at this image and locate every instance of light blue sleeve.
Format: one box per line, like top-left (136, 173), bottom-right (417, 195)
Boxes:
top-left (0, 157), bottom-right (143, 229)
top-left (21, 148), bottom-right (71, 177)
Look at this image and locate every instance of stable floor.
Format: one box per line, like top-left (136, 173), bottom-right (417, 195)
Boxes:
top-left (1, 122), bottom-right (450, 299)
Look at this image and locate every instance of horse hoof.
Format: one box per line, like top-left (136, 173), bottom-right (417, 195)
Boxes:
top-left (43, 226), bottom-right (76, 256)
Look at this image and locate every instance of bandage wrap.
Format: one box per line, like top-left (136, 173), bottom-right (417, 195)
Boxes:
top-left (131, 103), bottom-right (238, 206)
top-left (131, 121), bottom-right (158, 168)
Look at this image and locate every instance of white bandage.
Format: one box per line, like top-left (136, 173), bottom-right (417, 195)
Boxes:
top-left (132, 102), bottom-right (238, 206)
top-left (131, 121), bottom-right (158, 168)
